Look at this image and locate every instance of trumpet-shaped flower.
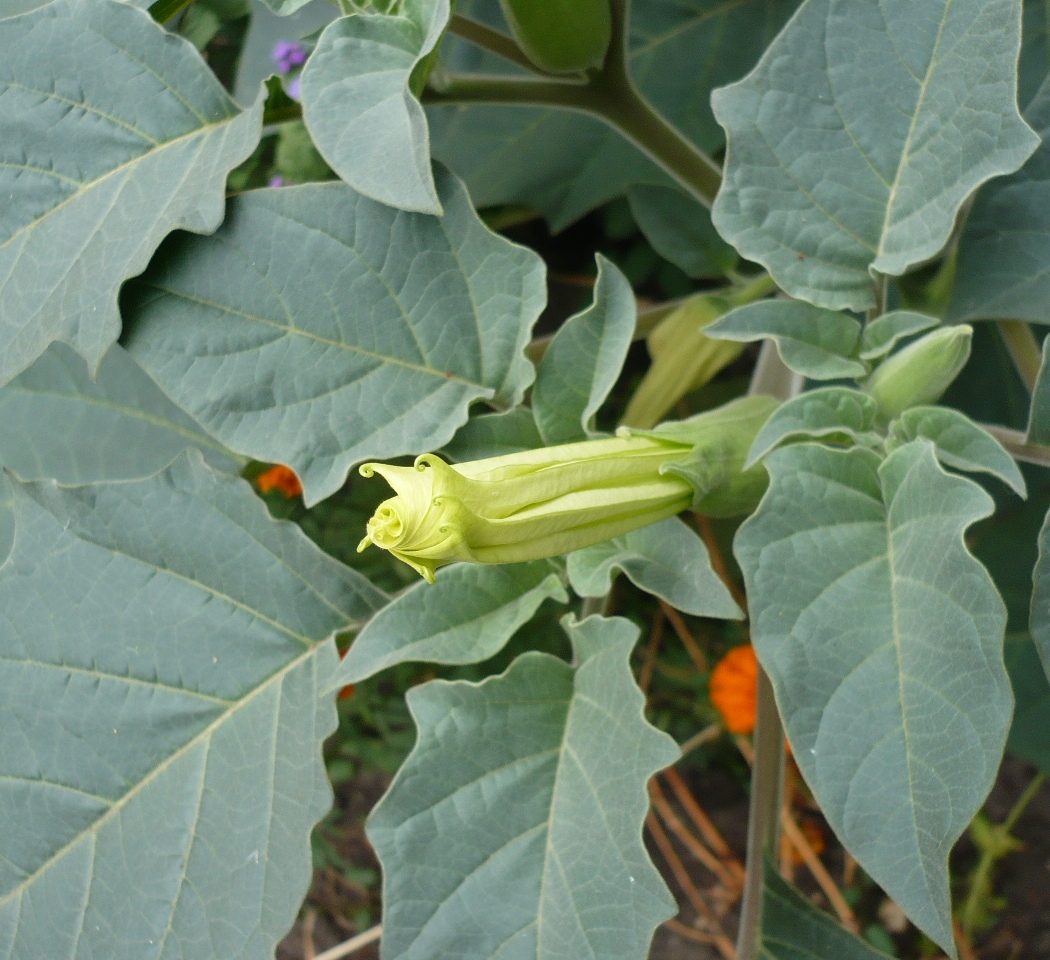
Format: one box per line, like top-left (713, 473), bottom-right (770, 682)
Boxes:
top-left (359, 396), bottom-right (777, 582)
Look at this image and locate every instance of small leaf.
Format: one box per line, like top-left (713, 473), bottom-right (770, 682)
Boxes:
top-left (532, 255), bottom-right (635, 445)
top-left (567, 516), bottom-right (742, 619)
top-left (0, 0), bottom-right (263, 386)
top-left (887, 407), bottom-right (1026, 497)
top-left (713, 0), bottom-right (1039, 311)
top-left (335, 560), bottom-right (568, 683)
top-left (0, 343), bottom-right (240, 484)
top-left (0, 455), bottom-right (387, 958)
top-left (1027, 336), bottom-right (1050, 445)
top-left (762, 865), bottom-right (895, 960)
top-left (442, 407), bottom-right (544, 461)
top-left (737, 441), bottom-right (1010, 953)
top-left (707, 301), bottom-right (866, 380)
top-left (859, 312), bottom-right (940, 361)
top-left (627, 185), bottom-right (737, 278)
top-left (368, 614), bottom-right (679, 960)
top-left (300, 0), bottom-right (448, 213)
top-left (747, 387), bottom-right (881, 467)
top-left (124, 168), bottom-right (546, 505)
top-left (1004, 634), bottom-right (1050, 774)
top-left (951, 79), bottom-right (1050, 322)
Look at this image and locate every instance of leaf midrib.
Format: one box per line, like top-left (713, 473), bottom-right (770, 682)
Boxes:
top-left (0, 641), bottom-right (322, 909)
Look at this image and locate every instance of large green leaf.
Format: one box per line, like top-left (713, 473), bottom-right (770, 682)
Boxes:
top-left (626, 185), bottom-right (737, 279)
top-left (736, 441), bottom-right (1011, 953)
top-left (0, 0), bottom-right (263, 387)
top-left (1021, 0), bottom-right (1050, 109)
top-left (950, 81), bottom-right (1050, 323)
top-left (532, 255), bottom-right (635, 445)
top-left (1029, 501), bottom-right (1050, 678)
top-left (761, 867), bottom-right (895, 960)
top-left (428, 0), bottom-right (797, 231)
top-left (124, 168), bottom-right (546, 505)
top-left (1004, 634), bottom-right (1050, 773)
top-left (336, 560), bottom-right (568, 683)
top-left (300, 0), bottom-right (448, 213)
top-left (1028, 337), bottom-right (1050, 444)
top-left (0, 343), bottom-right (240, 484)
top-left (713, 0), bottom-right (1038, 311)
top-left (567, 517), bottom-right (742, 619)
top-left (368, 614), bottom-right (679, 960)
top-left (0, 454), bottom-right (387, 959)
top-left (442, 407), bottom-right (544, 461)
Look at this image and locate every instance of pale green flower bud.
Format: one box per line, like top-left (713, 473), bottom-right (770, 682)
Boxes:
top-left (863, 325), bottom-right (972, 419)
top-left (359, 397), bottom-right (777, 582)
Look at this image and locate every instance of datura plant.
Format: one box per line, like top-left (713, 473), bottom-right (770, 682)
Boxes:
top-left (5, 1), bottom-right (1050, 960)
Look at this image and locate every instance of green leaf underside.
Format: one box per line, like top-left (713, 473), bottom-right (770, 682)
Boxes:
top-left (761, 866), bottom-right (895, 960)
top-left (567, 517), bottom-right (742, 619)
top-left (123, 168), bottom-right (545, 506)
top-left (0, 342), bottom-right (239, 484)
top-left (951, 78), bottom-right (1050, 323)
top-left (736, 441), bottom-right (1010, 953)
top-left (1029, 337), bottom-right (1050, 444)
top-left (336, 560), bottom-right (568, 684)
top-left (0, 0), bottom-right (263, 387)
top-left (368, 614), bottom-right (679, 960)
top-left (859, 311), bottom-right (940, 361)
top-left (257, 0), bottom-right (319, 15)
top-left (1004, 634), bottom-right (1050, 774)
top-left (442, 407), bottom-right (544, 461)
top-left (886, 407), bottom-right (1027, 498)
top-left (300, 0), bottom-right (447, 214)
top-left (428, 0), bottom-right (798, 231)
top-left (626, 185), bottom-right (737, 278)
top-left (0, 455), bottom-right (387, 959)
top-left (1028, 503), bottom-right (1050, 680)
top-left (708, 301), bottom-right (865, 379)
top-left (713, 0), bottom-right (1038, 311)
top-left (532, 255), bottom-right (635, 446)
top-left (747, 387), bottom-right (881, 467)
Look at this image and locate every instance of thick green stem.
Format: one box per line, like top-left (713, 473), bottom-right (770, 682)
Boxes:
top-left (730, 343), bottom-right (800, 960)
top-left (735, 668), bottom-right (786, 960)
top-left (425, 0), bottom-right (722, 207)
top-left (997, 320), bottom-right (1043, 393)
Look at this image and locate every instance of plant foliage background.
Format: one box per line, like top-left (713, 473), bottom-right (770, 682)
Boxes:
top-left (4, 0), bottom-right (1050, 959)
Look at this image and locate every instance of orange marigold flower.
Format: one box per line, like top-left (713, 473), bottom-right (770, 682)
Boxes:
top-left (709, 644), bottom-right (758, 734)
top-left (256, 464), bottom-right (303, 498)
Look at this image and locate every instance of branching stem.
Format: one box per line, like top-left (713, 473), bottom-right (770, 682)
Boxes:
top-left (425, 0), bottom-right (722, 206)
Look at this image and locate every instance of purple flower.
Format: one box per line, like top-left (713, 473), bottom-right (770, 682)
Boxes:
top-left (272, 40), bottom-right (307, 74)
top-left (268, 175), bottom-right (285, 188)
top-left (286, 76), bottom-right (301, 101)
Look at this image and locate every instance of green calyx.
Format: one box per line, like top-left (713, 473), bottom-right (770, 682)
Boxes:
top-left (359, 396), bottom-right (776, 581)
top-left (862, 325), bottom-right (972, 419)
top-left (498, 0), bottom-right (612, 74)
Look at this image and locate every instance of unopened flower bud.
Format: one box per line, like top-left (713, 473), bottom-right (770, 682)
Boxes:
top-left (358, 397), bottom-right (776, 582)
top-left (862, 325), bottom-right (972, 419)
